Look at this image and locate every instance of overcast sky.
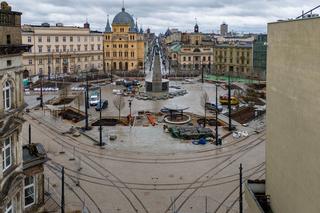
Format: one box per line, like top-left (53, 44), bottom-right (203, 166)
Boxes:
top-left (8, 0), bottom-right (320, 34)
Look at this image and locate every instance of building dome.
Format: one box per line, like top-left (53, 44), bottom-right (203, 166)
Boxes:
top-left (112, 8), bottom-right (135, 29)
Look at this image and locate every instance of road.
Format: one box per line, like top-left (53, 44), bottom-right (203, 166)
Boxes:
top-left (22, 108), bottom-right (265, 213)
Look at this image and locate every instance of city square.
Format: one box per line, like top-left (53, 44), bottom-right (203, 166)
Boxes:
top-left (1, 1), bottom-right (320, 213)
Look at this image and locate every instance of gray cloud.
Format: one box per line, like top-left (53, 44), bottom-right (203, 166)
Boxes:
top-left (8, 0), bottom-right (320, 34)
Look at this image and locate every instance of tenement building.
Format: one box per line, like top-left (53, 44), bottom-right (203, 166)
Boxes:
top-left (0, 2), bottom-right (47, 212)
top-left (164, 23), bottom-right (254, 78)
top-left (22, 22), bottom-right (103, 78)
top-left (104, 6), bottom-right (145, 72)
top-left (245, 15), bottom-right (320, 213)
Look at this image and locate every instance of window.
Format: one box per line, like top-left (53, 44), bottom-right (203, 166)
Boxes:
top-left (113, 44), bottom-right (117, 48)
top-left (24, 176), bottom-right (35, 208)
top-left (91, 44), bottom-right (94, 51)
top-left (3, 81), bottom-right (12, 111)
top-left (28, 36), bottom-right (32, 43)
top-left (124, 52), bottom-right (128, 57)
top-left (183, 57), bottom-right (186, 61)
top-left (47, 36), bottom-right (50, 42)
top-left (6, 60), bottom-right (11, 67)
top-left (77, 57), bottom-right (81, 62)
top-left (91, 56), bottom-right (94, 60)
top-left (6, 35), bottom-right (11, 44)
top-left (97, 36), bottom-right (100, 41)
top-left (63, 36), bottom-right (66, 42)
top-left (202, 57), bottom-right (206, 61)
top-left (97, 44), bottom-right (101, 50)
top-left (106, 52), bottom-right (110, 57)
top-left (47, 46), bottom-right (51, 53)
top-left (2, 137), bottom-right (12, 171)
top-left (97, 55), bottom-right (100, 60)
top-left (55, 36), bottom-right (59, 42)
top-left (39, 59), bottom-right (43, 65)
top-left (29, 59), bottom-right (32, 65)
top-left (56, 58), bottom-right (60, 63)
top-left (70, 45), bottom-right (73, 52)
top-left (38, 46), bottom-right (42, 53)
top-left (77, 45), bottom-right (81, 51)
top-left (38, 36), bottom-right (42, 42)
top-left (113, 52), bottom-right (117, 57)
top-left (131, 52), bottom-right (134, 57)
top-left (5, 200), bottom-right (12, 213)
top-left (91, 37), bottom-right (94, 42)
top-left (63, 45), bottom-right (66, 52)
top-left (84, 37), bottom-right (87, 42)
top-left (120, 28), bottom-right (124, 32)
top-left (70, 36), bottom-right (73, 42)
top-left (119, 52), bottom-right (123, 57)
top-left (77, 36), bottom-right (80, 42)
top-left (55, 45), bottom-right (59, 52)
top-left (85, 57), bottom-right (88, 62)
top-left (84, 45), bottom-right (88, 51)
top-left (188, 57), bottom-right (191, 61)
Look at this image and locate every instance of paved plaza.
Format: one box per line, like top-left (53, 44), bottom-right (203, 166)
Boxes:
top-left (22, 78), bottom-right (265, 213)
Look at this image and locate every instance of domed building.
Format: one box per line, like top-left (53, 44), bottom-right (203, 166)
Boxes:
top-left (104, 6), bottom-right (144, 72)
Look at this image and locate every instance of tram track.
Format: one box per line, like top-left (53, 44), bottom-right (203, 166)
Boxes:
top-left (45, 163), bottom-right (103, 213)
top-left (26, 114), bottom-right (149, 212)
top-left (25, 112), bottom-right (265, 164)
top-left (164, 136), bottom-right (265, 213)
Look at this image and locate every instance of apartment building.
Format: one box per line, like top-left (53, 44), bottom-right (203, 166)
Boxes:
top-left (22, 22), bottom-right (103, 77)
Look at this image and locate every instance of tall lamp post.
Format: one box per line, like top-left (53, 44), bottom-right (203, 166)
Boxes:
top-left (39, 70), bottom-right (43, 109)
top-left (228, 73), bottom-right (232, 131)
top-left (215, 83), bottom-right (220, 145)
top-left (99, 86), bottom-right (105, 146)
top-left (128, 98), bottom-right (133, 126)
top-left (84, 73), bottom-right (89, 130)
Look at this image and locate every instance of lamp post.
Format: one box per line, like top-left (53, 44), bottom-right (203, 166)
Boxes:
top-left (215, 83), bottom-right (219, 145)
top-left (84, 73), bottom-right (89, 130)
top-left (128, 98), bottom-right (133, 127)
top-left (99, 86), bottom-right (105, 146)
top-left (39, 70), bottom-right (43, 109)
top-left (228, 73), bottom-right (232, 131)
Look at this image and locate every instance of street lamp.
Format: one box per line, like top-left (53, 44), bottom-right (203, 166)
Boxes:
top-left (99, 86), bottom-right (105, 146)
top-left (128, 98), bottom-right (133, 126)
top-left (215, 83), bottom-right (220, 145)
top-left (39, 70), bottom-right (43, 109)
top-left (84, 73), bottom-right (89, 130)
top-left (228, 73), bottom-right (233, 131)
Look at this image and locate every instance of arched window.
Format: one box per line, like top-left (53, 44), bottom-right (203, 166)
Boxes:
top-left (3, 81), bottom-right (12, 110)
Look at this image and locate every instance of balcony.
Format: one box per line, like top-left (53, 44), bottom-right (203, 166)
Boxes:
top-left (245, 180), bottom-right (272, 213)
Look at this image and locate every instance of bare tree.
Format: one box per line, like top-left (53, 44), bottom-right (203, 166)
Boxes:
top-left (113, 95), bottom-right (125, 121)
top-left (200, 91), bottom-right (209, 127)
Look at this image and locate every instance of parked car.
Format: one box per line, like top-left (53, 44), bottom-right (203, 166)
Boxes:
top-left (95, 100), bottom-right (108, 111)
top-left (205, 102), bottom-right (223, 112)
top-left (89, 95), bottom-right (99, 106)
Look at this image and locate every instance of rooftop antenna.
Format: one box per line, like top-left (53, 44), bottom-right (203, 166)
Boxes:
top-left (122, 0), bottom-right (125, 9)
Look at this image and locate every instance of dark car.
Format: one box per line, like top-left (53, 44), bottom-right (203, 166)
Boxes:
top-left (95, 100), bottom-right (108, 111)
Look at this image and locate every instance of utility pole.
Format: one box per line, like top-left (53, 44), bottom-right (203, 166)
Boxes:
top-left (61, 167), bottom-right (65, 213)
top-left (228, 74), bottom-right (232, 131)
top-left (84, 74), bottom-right (89, 130)
top-left (239, 163), bottom-right (243, 213)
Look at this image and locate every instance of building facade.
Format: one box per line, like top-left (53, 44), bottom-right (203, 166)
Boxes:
top-left (103, 7), bottom-right (145, 72)
top-left (220, 22), bottom-right (228, 36)
top-left (253, 34), bottom-right (267, 80)
top-left (0, 2), bottom-right (47, 212)
top-left (163, 24), bottom-right (254, 78)
top-left (245, 16), bottom-right (320, 213)
top-left (22, 23), bottom-right (103, 78)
